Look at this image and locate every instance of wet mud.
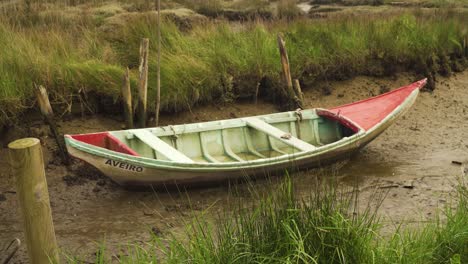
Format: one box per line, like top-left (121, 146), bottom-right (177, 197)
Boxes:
top-left (1, 71), bottom-right (467, 262)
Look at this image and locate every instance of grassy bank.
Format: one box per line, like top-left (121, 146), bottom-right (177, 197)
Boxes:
top-left (0, 2), bottom-right (467, 125)
top-left (67, 176), bottom-right (468, 263)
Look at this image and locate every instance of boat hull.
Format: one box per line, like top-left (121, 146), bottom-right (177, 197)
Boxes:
top-left (65, 79), bottom-right (423, 187)
top-left (67, 137), bottom-right (361, 187)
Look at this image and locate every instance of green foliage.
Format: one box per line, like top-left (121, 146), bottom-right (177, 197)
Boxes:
top-left (0, 6), bottom-right (466, 124)
top-left (431, 184), bottom-right (468, 263)
top-left (66, 177), bottom-right (468, 263)
top-left (425, 0), bottom-right (468, 8)
top-left (157, 178), bottom-right (379, 264)
top-left (277, 0), bottom-right (302, 20)
top-left (375, 182), bottom-right (468, 264)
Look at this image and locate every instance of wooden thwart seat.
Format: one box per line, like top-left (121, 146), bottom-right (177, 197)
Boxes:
top-left (129, 129), bottom-right (194, 163)
top-left (243, 117), bottom-right (316, 152)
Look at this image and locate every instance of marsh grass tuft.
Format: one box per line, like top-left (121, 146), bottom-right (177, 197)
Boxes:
top-left (154, 177), bottom-right (380, 263)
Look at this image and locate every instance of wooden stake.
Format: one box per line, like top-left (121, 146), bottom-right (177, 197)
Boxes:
top-left (277, 34), bottom-right (295, 102)
top-left (8, 138), bottom-right (59, 264)
top-left (254, 82), bottom-right (260, 104)
top-left (463, 37), bottom-right (468, 56)
top-left (121, 67), bottom-right (133, 129)
top-left (293, 79), bottom-right (304, 106)
top-left (1, 239), bottom-right (21, 264)
top-left (138, 38), bottom-right (149, 128)
top-left (34, 84), bottom-right (69, 165)
top-left (155, 0), bottom-right (161, 126)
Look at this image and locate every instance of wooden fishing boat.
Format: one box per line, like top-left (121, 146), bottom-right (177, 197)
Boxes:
top-left (65, 79), bottom-right (426, 187)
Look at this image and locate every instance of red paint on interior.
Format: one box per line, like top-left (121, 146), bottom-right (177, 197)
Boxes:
top-left (316, 109), bottom-right (361, 133)
top-left (69, 132), bottom-right (139, 156)
top-left (329, 79), bottom-right (427, 131)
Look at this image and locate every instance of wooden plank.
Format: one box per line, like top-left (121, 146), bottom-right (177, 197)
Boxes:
top-left (199, 132), bottom-right (220, 163)
top-left (221, 129), bottom-right (244, 162)
top-left (130, 129), bottom-right (194, 163)
top-left (313, 119), bottom-right (322, 146)
top-left (242, 127), bottom-right (266, 159)
top-left (243, 117), bottom-right (316, 152)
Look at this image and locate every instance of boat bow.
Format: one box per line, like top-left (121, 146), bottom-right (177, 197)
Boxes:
top-left (329, 79), bottom-right (426, 131)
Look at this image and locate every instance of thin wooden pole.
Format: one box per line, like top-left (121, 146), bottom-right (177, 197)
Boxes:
top-left (254, 82), bottom-right (260, 104)
top-left (277, 34), bottom-right (295, 103)
top-left (1, 239), bottom-right (21, 264)
top-left (122, 67), bottom-right (133, 129)
top-left (138, 38), bottom-right (149, 128)
top-left (34, 84), bottom-right (69, 165)
top-left (155, 0), bottom-right (161, 126)
top-left (8, 138), bottom-right (59, 264)
top-left (464, 35), bottom-right (467, 57)
top-left (293, 79), bottom-right (304, 106)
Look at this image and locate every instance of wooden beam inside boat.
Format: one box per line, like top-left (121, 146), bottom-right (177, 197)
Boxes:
top-left (129, 129), bottom-right (194, 163)
top-left (221, 129), bottom-right (245, 162)
top-left (199, 131), bottom-right (220, 163)
top-left (242, 127), bottom-right (267, 159)
top-left (243, 117), bottom-right (317, 152)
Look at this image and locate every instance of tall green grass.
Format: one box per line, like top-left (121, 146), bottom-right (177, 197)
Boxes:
top-left (66, 176), bottom-right (467, 263)
top-left (377, 181), bottom-right (468, 264)
top-left (0, 5), bottom-right (467, 124)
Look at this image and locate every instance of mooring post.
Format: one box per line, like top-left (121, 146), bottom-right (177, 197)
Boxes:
top-left (8, 138), bottom-right (59, 264)
top-left (34, 84), bottom-right (69, 165)
top-left (122, 67), bottom-right (133, 129)
top-left (154, 0), bottom-right (161, 127)
top-left (138, 38), bottom-right (149, 128)
top-left (277, 34), bottom-right (298, 107)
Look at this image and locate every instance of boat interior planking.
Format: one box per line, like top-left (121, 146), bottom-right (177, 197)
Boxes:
top-left (74, 109), bottom-right (358, 164)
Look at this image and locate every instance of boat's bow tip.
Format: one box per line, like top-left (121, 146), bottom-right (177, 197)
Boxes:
top-left (416, 78), bottom-right (428, 89)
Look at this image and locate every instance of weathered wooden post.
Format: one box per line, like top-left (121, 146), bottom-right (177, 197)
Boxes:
top-left (254, 82), bottom-right (261, 104)
top-left (277, 34), bottom-right (300, 108)
top-left (121, 67), bottom-right (133, 129)
top-left (464, 35), bottom-right (467, 57)
top-left (138, 38), bottom-right (149, 128)
top-left (34, 84), bottom-right (69, 165)
top-left (154, 0), bottom-right (161, 126)
top-left (8, 138), bottom-right (59, 264)
top-left (293, 79), bottom-right (304, 107)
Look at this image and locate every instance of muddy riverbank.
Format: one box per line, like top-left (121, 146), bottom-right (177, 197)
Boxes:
top-left (1, 71), bottom-right (467, 262)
